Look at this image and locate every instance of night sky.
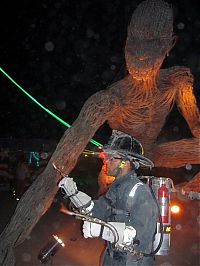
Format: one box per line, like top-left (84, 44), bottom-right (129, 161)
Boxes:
top-left (0, 0), bottom-right (200, 145)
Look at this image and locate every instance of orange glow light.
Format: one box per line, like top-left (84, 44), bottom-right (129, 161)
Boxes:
top-left (53, 235), bottom-right (65, 247)
top-left (171, 205), bottom-right (180, 214)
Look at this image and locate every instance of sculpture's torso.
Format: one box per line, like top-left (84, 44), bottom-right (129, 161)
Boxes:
top-left (108, 70), bottom-right (177, 151)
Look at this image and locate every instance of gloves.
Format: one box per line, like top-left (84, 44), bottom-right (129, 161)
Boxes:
top-left (82, 221), bottom-right (136, 245)
top-left (58, 177), bottom-right (77, 197)
top-left (58, 177), bottom-right (92, 210)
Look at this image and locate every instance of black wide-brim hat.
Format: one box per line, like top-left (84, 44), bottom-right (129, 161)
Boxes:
top-left (103, 130), bottom-right (154, 168)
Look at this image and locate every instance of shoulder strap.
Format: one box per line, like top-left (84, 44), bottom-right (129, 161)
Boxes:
top-left (126, 175), bottom-right (156, 217)
top-left (126, 179), bottom-right (145, 218)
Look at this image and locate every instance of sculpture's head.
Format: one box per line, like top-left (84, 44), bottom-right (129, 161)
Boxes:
top-left (125, 0), bottom-right (175, 81)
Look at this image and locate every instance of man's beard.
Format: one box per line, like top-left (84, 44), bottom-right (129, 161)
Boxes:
top-left (107, 167), bottom-right (121, 178)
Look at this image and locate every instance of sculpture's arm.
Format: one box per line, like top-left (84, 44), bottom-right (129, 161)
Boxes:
top-left (171, 66), bottom-right (200, 138)
top-left (177, 80), bottom-right (200, 138)
top-left (52, 89), bottom-right (119, 175)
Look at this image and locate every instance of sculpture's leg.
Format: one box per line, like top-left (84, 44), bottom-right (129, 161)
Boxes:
top-left (180, 171), bottom-right (200, 199)
top-left (153, 138), bottom-right (200, 168)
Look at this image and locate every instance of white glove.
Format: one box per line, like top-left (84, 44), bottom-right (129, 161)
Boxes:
top-left (82, 221), bottom-right (136, 245)
top-left (58, 177), bottom-right (77, 197)
top-left (58, 177), bottom-right (92, 209)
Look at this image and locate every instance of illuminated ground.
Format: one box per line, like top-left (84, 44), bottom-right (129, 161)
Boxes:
top-left (1, 189), bottom-right (198, 266)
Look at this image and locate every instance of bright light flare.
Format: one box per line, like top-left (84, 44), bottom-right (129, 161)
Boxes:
top-left (171, 205), bottom-right (180, 214)
top-left (53, 235), bottom-right (65, 247)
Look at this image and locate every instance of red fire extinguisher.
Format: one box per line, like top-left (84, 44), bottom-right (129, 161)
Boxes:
top-left (152, 177), bottom-right (171, 256)
top-left (158, 183), bottom-right (169, 223)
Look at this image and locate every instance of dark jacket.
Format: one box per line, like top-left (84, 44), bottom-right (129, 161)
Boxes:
top-left (92, 170), bottom-right (158, 266)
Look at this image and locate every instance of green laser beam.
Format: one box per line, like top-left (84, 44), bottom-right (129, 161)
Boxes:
top-left (0, 66), bottom-right (102, 147)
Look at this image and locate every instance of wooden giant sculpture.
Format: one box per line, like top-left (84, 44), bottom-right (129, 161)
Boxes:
top-left (0, 0), bottom-right (199, 265)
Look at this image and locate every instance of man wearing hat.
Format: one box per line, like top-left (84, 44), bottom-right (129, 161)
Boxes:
top-left (59, 130), bottom-right (158, 266)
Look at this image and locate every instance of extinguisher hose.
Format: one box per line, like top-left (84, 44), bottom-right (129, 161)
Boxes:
top-left (143, 186), bottom-right (164, 257)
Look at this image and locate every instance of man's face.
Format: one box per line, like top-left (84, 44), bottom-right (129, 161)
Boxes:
top-left (104, 153), bottom-right (123, 177)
